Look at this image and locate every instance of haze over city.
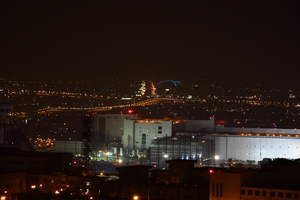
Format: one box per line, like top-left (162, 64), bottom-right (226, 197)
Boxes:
top-left (1, 1), bottom-right (300, 82)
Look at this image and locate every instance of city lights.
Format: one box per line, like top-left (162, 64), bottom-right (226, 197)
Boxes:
top-left (133, 196), bottom-right (139, 200)
top-left (1, 0), bottom-right (300, 199)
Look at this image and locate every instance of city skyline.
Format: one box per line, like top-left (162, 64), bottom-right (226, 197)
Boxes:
top-left (1, 1), bottom-right (299, 82)
top-left (1, 2), bottom-right (300, 198)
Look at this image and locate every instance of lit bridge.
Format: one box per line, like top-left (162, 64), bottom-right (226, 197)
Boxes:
top-left (37, 98), bottom-right (182, 113)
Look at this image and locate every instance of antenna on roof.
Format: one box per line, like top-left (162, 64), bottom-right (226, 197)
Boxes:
top-left (0, 78), bottom-right (5, 102)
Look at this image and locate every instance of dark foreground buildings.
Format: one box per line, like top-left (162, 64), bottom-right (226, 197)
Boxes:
top-left (99, 159), bottom-right (300, 200)
top-left (0, 147), bottom-right (103, 200)
top-left (2, 146), bottom-right (300, 200)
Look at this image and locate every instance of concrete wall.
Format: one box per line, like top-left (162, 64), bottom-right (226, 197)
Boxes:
top-left (122, 120), bottom-right (135, 152)
top-left (93, 113), bottom-right (137, 144)
top-left (210, 171), bottom-right (256, 200)
top-left (212, 135), bottom-right (300, 162)
top-left (134, 121), bottom-right (172, 150)
top-left (122, 120), bottom-right (172, 156)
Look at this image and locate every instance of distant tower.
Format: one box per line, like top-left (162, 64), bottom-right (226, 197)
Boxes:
top-left (0, 101), bottom-right (36, 151)
top-left (81, 114), bottom-right (95, 174)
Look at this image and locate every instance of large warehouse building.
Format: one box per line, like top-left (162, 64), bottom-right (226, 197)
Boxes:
top-left (210, 133), bottom-right (300, 163)
top-left (55, 114), bottom-right (300, 165)
top-left (150, 118), bottom-right (300, 164)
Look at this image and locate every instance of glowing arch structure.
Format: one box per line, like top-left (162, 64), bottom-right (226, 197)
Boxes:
top-left (156, 80), bottom-right (181, 86)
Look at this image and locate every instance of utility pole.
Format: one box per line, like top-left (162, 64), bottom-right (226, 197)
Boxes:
top-left (81, 114), bottom-right (95, 174)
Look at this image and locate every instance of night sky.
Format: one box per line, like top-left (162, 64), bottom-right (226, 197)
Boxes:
top-left (1, 1), bottom-right (299, 82)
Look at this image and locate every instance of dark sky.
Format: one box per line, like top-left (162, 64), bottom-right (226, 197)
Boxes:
top-left (1, 1), bottom-right (299, 82)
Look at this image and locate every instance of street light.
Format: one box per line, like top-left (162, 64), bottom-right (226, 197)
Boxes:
top-left (133, 195), bottom-right (139, 200)
top-left (163, 154), bottom-right (168, 169)
top-left (214, 155), bottom-right (219, 166)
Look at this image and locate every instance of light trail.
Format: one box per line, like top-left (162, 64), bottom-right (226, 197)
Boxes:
top-left (37, 98), bottom-right (181, 113)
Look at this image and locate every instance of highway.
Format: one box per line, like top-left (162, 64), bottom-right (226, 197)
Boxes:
top-left (37, 98), bottom-right (182, 113)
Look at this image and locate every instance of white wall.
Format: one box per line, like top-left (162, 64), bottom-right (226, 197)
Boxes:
top-left (122, 120), bottom-right (172, 155)
top-left (134, 121), bottom-right (172, 150)
top-left (94, 113), bottom-right (137, 143)
top-left (212, 135), bottom-right (300, 162)
top-left (122, 120), bottom-right (135, 150)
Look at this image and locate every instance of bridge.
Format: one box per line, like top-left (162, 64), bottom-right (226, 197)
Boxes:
top-left (37, 98), bottom-right (181, 113)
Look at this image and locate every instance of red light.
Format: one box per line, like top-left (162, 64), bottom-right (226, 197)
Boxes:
top-left (128, 110), bottom-right (133, 114)
top-left (153, 165), bottom-right (157, 168)
top-left (209, 169), bottom-right (214, 173)
top-left (73, 161), bottom-right (77, 164)
top-left (66, 185), bottom-right (70, 188)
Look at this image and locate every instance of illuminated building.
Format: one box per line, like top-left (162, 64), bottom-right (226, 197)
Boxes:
top-left (122, 117), bottom-right (172, 157)
top-left (149, 135), bottom-right (213, 168)
top-left (149, 118), bottom-right (300, 165)
top-left (176, 118), bottom-right (300, 163)
top-left (92, 113), bottom-right (137, 149)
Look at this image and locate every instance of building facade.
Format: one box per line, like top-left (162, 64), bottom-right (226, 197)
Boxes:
top-left (149, 135), bottom-right (213, 168)
top-left (93, 113), bottom-right (137, 146)
top-left (122, 119), bottom-right (172, 156)
top-left (209, 134), bottom-right (300, 163)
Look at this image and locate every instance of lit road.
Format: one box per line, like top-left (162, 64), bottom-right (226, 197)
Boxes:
top-left (37, 98), bottom-right (182, 113)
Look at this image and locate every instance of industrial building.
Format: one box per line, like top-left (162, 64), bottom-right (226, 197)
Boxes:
top-left (149, 134), bottom-right (213, 168)
top-left (208, 133), bottom-right (300, 164)
top-left (122, 118), bottom-right (172, 157)
top-left (92, 113), bottom-right (137, 146)
top-left (53, 113), bottom-right (300, 166)
top-left (169, 118), bottom-right (300, 164)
